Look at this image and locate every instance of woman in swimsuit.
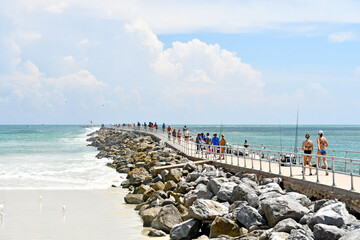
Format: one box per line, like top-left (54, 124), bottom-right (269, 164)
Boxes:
top-left (172, 129), bottom-right (177, 143)
top-left (177, 130), bottom-right (182, 144)
top-left (317, 130), bottom-right (329, 175)
top-left (302, 134), bottom-right (313, 175)
top-left (219, 134), bottom-right (226, 160)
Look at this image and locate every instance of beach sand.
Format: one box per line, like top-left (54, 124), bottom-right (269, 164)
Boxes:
top-left (0, 188), bottom-right (168, 240)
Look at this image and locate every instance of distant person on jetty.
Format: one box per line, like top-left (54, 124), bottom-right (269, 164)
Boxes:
top-left (177, 130), bottom-right (182, 144)
top-left (205, 133), bottom-right (212, 157)
top-left (317, 130), bottom-right (329, 175)
top-left (167, 125), bottom-right (172, 140)
top-left (302, 134), bottom-right (313, 175)
top-left (196, 133), bottom-right (202, 154)
top-left (244, 140), bottom-right (249, 148)
top-left (172, 129), bottom-right (177, 143)
top-left (219, 134), bottom-right (226, 160)
top-left (162, 123), bottom-right (165, 132)
top-left (184, 128), bottom-right (190, 142)
top-left (212, 134), bottom-right (219, 159)
top-left (183, 126), bottom-right (187, 132)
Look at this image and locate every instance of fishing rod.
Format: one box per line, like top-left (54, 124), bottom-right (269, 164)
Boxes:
top-left (294, 105), bottom-right (300, 154)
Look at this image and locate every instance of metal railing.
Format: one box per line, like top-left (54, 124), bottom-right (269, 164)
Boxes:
top-left (115, 125), bottom-right (360, 191)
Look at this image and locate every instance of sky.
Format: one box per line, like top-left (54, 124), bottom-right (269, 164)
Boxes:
top-left (0, 0), bottom-right (360, 125)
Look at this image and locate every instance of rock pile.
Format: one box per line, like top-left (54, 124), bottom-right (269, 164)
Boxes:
top-left (88, 127), bottom-right (360, 240)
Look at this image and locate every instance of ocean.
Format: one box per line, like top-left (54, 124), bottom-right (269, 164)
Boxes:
top-left (0, 125), bottom-right (119, 189)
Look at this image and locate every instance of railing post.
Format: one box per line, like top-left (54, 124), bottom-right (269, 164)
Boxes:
top-left (259, 149), bottom-right (262, 171)
top-left (251, 150), bottom-right (254, 169)
top-left (244, 149), bottom-right (247, 168)
top-left (350, 159), bottom-right (354, 191)
top-left (231, 146), bottom-right (233, 165)
top-left (268, 151), bottom-right (271, 173)
top-left (278, 151), bottom-right (281, 174)
top-left (316, 154), bottom-right (319, 183)
top-left (290, 153), bottom-right (293, 177)
top-left (237, 148), bottom-right (240, 166)
top-left (345, 151), bottom-right (348, 172)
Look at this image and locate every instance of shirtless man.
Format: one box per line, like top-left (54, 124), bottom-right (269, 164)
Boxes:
top-left (317, 130), bottom-right (329, 175)
top-left (302, 134), bottom-right (313, 175)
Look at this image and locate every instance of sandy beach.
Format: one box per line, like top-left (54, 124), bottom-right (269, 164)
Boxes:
top-left (0, 188), bottom-right (167, 240)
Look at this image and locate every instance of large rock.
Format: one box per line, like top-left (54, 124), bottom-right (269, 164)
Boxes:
top-left (148, 229), bottom-right (167, 237)
top-left (188, 199), bottom-right (228, 220)
top-left (170, 219), bottom-right (201, 240)
top-left (164, 169), bottom-right (183, 183)
top-left (272, 218), bottom-right (302, 233)
top-left (207, 178), bottom-right (229, 195)
top-left (124, 193), bottom-right (143, 204)
top-left (209, 216), bottom-right (242, 238)
top-left (258, 182), bottom-right (284, 194)
top-left (307, 202), bottom-right (353, 229)
top-left (153, 181), bottom-right (165, 191)
top-left (140, 206), bottom-right (162, 226)
top-left (286, 192), bottom-right (311, 207)
top-left (183, 162), bottom-right (197, 172)
top-left (261, 195), bottom-right (309, 227)
top-left (235, 203), bottom-right (266, 229)
top-left (164, 180), bottom-right (178, 192)
top-left (268, 232), bottom-right (289, 240)
top-left (313, 223), bottom-right (345, 240)
top-left (339, 229), bottom-right (360, 240)
top-left (231, 183), bottom-right (260, 208)
top-left (287, 229), bottom-right (313, 240)
top-left (151, 205), bottom-right (183, 233)
top-left (128, 168), bottom-right (151, 185)
top-left (217, 182), bottom-right (238, 202)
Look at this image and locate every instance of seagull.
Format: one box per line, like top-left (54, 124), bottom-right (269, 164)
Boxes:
top-left (62, 203), bottom-right (66, 213)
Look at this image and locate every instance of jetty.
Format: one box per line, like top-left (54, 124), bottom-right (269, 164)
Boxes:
top-left (116, 126), bottom-right (360, 215)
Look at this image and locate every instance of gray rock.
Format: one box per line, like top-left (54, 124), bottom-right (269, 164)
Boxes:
top-left (240, 173), bottom-right (258, 183)
top-left (259, 177), bottom-right (282, 185)
top-left (307, 202), bottom-right (353, 229)
top-left (188, 199), bottom-right (229, 220)
top-left (195, 176), bottom-right (209, 186)
top-left (183, 162), bottom-right (197, 172)
top-left (184, 190), bottom-right (198, 207)
top-left (207, 178), bottom-right (229, 195)
top-left (299, 213), bottom-right (314, 224)
top-left (272, 218), bottom-right (302, 233)
top-left (230, 183), bottom-right (260, 209)
top-left (210, 216), bottom-right (242, 238)
top-left (187, 172), bottom-right (202, 182)
top-left (314, 199), bottom-right (337, 212)
top-left (287, 229), bottom-right (313, 240)
top-left (148, 229), bottom-right (167, 237)
top-left (313, 223), bottom-right (345, 240)
top-left (217, 182), bottom-right (238, 202)
top-left (170, 219), bottom-right (201, 240)
top-left (339, 229), bottom-right (360, 240)
top-left (164, 169), bottom-right (183, 183)
top-left (286, 192), bottom-right (311, 207)
top-left (235, 203), bottom-right (266, 229)
top-left (258, 182), bottom-right (284, 195)
top-left (259, 191), bottom-right (283, 201)
top-left (124, 193), bottom-right (143, 204)
top-left (197, 189), bottom-right (215, 200)
top-left (151, 205), bottom-right (183, 233)
top-left (268, 232), bottom-right (289, 240)
top-left (164, 180), bottom-right (178, 191)
top-left (261, 195), bottom-right (309, 227)
top-left (140, 206), bottom-right (162, 226)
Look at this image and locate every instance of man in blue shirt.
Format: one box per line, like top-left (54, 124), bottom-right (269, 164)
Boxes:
top-left (212, 134), bottom-right (219, 159)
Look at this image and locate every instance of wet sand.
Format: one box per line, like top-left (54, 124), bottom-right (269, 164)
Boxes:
top-left (0, 188), bottom-right (168, 240)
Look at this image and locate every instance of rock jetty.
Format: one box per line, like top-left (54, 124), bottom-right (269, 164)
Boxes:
top-left (88, 127), bottom-right (360, 240)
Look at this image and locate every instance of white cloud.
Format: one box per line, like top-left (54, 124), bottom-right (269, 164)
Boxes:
top-left (44, 2), bottom-right (68, 14)
top-left (184, 69), bottom-right (214, 84)
top-left (355, 66), bottom-right (360, 75)
top-left (328, 32), bottom-right (357, 43)
top-left (307, 83), bottom-right (329, 97)
top-left (51, 70), bottom-right (106, 89)
top-left (77, 38), bottom-right (89, 46)
top-left (63, 55), bottom-right (75, 62)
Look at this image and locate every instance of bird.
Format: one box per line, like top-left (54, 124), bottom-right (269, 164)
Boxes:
top-left (62, 203), bottom-right (66, 213)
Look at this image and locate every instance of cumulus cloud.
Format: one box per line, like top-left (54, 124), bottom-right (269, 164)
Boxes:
top-left (307, 83), bottom-right (329, 97)
top-left (44, 1), bottom-right (68, 14)
top-left (328, 31), bottom-right (357, 43)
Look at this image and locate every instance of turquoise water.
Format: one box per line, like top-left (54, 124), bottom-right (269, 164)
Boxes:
top-left (0, 125), bottom-right (119, 189)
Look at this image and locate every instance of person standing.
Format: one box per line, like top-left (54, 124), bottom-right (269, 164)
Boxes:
top-left (205, 133), bottom-right (212, 157)
top-left (212, 134), bottom-right (219, 159)
top-left (167, 125), bottom-right (172, 140)
top-left (184, 128), bottom-right (190, 142)
top-left (177, 129), bottom-right (182, 144)
top-left (162, 123), bottom-right (165, 132)
top-left (172, 129), bottom-right (177, 143)
top-left (302, 134), bottom-right (313, 175)
top-left (317, 130), bottom-right (329, 175)
top-left (219, 134), bottom-right (226, 160)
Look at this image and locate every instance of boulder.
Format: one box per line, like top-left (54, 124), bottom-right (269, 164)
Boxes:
top-left (260, 177), bottom-right (282, 185)
top-left (286, 192), bottom-right (311, 207)
top-left (153, 181), bottom-right (165, 191)
top-left (164, 180), bottom-right (177, 192)
top-left (148, 229), bottom-right (167, 237)
top-left (128, 168), bottom-right (151, 186)
top-left (124, 193), bottom-right (143, 204)
top-left (235, 203), bottom-right (266, 229)
top-left (151, 205), bottom-right (183, 233)
top-left (207, 178), bottom-right (229, 195)
top-left (184, 190), bottom-right (198, 207)
top-left (339, 229), bottom-right (360, 240)
top-left (164, 169), bottom-right (183, 183)
top-left (240, 173), bottom-right (258, 183)
top-left (195, 176), bottom-right (209, 186)
top-left (137, 184), bottom-right (151, 194)
top-left (230, 184), bottom-right (260, 208)
top-left (188, 199), bottom-right (229, 220)
top-left (140, 206), bottom-right (162, 226)
top-left (313, 223), bottom-right (345, 240)
top-left (268, 232), bottom-right (289, 240)
top-left (187, 172), bottom-right (202, 182)
top-left (258, 182), bottom-right (284, 195)
top-left (170, 219), bottom-right (201, 240)
top-left (143, 188), bottom-right (155, 201)
top-left (287, 229), bottom-right (313, 240)
top-left (183, 162), bottom-right (197, 172)
top-left (307, 202), bottom-right (353, 229)
top-left (261, 195), bottom-right (309, 227)
top-left (209, 216), bottom-right (242, 238)
top-left (217, 182), bottom-right (238, 202)
top-left (272, 218), bottom-right (302, 233)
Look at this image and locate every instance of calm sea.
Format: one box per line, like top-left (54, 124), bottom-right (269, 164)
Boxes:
top-left (0, 125), bottom-right (119, 189)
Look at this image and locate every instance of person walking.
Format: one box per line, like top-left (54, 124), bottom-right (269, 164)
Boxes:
top-left (162, 123), bottom-right (165, 132)
top-left (219, 134), bottom-right (226, 160)
top-left (177, 129), bottom-right (182, 144)
top-left (196, 133), bottom-right (202, 154)
top-left (167, 125), bottom-right (172, 140)
top-left (317, 130), bottom-right (329, 175)
top-left (205, 133), bottom-right (212, 157)
top-left (212, 134), bottom-right (219, 159)
top-left (172, 129), bottom-right (177, 143)
top-left (302, 134), bottom-right (313, 175)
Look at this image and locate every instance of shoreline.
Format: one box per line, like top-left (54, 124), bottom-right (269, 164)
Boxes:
top-left (88, 127), bottom-right (360, 239)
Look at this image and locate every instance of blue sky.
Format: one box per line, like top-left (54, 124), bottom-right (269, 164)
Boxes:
top-left (0, 0), bottom-right (360, 125)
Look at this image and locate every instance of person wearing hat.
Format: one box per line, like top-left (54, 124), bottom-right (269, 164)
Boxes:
top-left (317, 130), bottom-right (329, 175)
